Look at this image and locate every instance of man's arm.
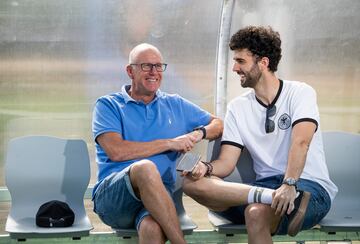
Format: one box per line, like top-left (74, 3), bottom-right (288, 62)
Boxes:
top-left (212, 144), bottom-right (241, 178)
top-left (201, 115), bottom-right (223, 141)
top-left (271, 121), bottom-right (316, 215)
top-left (189, 144), bottom-right (241, 180)
top-left (284, 121), bottom-right (316, 181)
top-left (97, 132), bottom-right (199, 162)
top-left (97, 115), bottom-right (223, 163)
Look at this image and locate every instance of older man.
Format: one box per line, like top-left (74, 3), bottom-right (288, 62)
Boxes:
top-left (92, 43), bottom-right (223, 244)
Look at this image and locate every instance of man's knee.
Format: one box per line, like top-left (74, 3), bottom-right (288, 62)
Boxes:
top-left (182, 176), bottom-right (199, 195)
top-left (130, 160), bottom-right (161, 182)
top-left (182, 176), bottom-right (208, 198)
top-left (245, 204), bottom-right (270, 227)
top-left (129, 160), bottom-right (163, 194)
top-left (138, 216), bottom-right (166, 243)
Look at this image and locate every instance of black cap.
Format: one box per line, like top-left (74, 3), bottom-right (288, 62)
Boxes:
top-left (36, 200), bottom-right (75, 227)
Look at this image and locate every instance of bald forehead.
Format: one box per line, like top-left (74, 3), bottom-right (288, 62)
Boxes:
top-left (129, 43), bottom-right (163, 63)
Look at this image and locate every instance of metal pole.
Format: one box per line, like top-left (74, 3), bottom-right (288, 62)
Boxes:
top-left (215, 0), bottom-right (234, 119)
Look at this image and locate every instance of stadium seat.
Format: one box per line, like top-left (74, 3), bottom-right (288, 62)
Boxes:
top-left (319, 131), bottom-right (360, 232)
top-left (5, 136), bottom-right (93, 240)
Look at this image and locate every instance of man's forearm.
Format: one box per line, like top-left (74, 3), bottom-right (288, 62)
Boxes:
top-left (102, 138), bottom-right (172, 162)
top-left (203, 117), bottom-right (223, 140)
top-left (285, 122), bottom-right (316, 180)
top-left (285, 142), bottom-right (308, 180)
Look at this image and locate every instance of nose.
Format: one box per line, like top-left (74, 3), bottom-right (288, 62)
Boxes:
top-left (232, 62), bottom-right (240, 72)
top-left (148, 65), bottom-right (158, 74)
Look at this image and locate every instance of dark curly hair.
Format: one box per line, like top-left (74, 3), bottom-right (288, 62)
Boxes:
top-left (229, 26), bottom-right (282, 72)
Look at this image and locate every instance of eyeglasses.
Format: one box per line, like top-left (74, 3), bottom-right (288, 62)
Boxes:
top-left (130, 63), bottom-right (167, 72)
top-left (265, 105), bottom-right (276, 133)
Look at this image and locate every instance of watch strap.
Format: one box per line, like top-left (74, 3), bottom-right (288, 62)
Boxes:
top-left (193, 126), bottom-right (206, 139)
top-left (282, 177), bottom-right (298, 190)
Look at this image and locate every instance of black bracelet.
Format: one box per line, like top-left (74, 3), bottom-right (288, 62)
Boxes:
top-left (200, 161), bottom-right (213, 177)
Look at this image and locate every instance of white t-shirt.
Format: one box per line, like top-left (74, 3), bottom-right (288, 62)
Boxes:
top-left (222, 79), bottom-right (338, 201)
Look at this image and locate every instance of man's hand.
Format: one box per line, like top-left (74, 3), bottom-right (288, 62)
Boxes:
top-left (271, 184), bottom-right (297, 216)
top-left (181, 161), bottom-right (208, 179)
top-left (168, 133), bottom-right (198, 153)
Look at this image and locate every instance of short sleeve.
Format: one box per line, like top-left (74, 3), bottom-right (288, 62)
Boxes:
top-left (92, 97), bottom-right (123, 142)
top-left (177, 95), bottom-right (211, 130)
top-left (221, 102), bottom-right (244, 149)
top-left (291, 83), bottom-right (319, 130)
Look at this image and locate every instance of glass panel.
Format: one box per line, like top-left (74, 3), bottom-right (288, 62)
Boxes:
top-left (0, 0), bottom-right (222, 186)
top-left (227, 0), bottom-right (360, 133)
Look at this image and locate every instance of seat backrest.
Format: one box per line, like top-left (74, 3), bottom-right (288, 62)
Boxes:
top-left (206, 138), bottom-right (256, 184)
top-left (322, 131), bottom-right (360, 209)
top-left (5, 136), bottom-right (90, 219)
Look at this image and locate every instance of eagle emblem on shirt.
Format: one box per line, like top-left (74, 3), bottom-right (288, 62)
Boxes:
top-left (278, 113), bottom-right (291, 130)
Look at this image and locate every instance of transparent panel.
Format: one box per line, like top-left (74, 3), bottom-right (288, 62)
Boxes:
top-left (227, 0), bottom-right (360, 133)
top-left (0, 0), bottom-right (222, 186)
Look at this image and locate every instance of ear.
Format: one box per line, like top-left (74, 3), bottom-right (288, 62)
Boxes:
top-left (258, 57), bottom-right (270, 71)
top-left (126, 65), bottom-right (134, 79)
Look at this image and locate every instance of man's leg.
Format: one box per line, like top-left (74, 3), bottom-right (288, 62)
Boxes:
top-left (245, 203), bottom-right (281, 244)
top-left (183, 176), bottom-right (258, 211)
top-left (93, 167), bottom-right (144, 229)
top-left (247, 177), bottom-right (329, 237)
top-left (285, 179), bottom-right (331, 236)
top-left (183, 176), bottom-right (278, 244)
top-left (138, 216), bottom-right (166, 244)
top-left (130, 160), bottom-right (186, 244)
top-left (183, 175), bottom-right (312, 237)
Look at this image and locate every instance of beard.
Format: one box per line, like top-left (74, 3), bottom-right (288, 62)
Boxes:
top-left (239, 63), bottom-right (262, 88)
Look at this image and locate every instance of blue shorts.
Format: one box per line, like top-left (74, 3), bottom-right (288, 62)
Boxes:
top-left (93, 165), bottom-right (174, 230)
top-left (215, 175), bottom-right (331, 235)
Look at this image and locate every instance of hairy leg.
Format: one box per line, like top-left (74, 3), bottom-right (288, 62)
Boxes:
top-left (183, 176), bottom-right (252, 211)
top-left (130, 160), bottom-right (186, 244)
top-left (245, 203), bottom-right (281, 244)
top-left (138, 216), bottom-right (166, 244)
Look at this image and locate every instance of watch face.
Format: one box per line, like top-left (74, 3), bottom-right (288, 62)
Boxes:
top-left (284, 178), bottom-right (297, 186)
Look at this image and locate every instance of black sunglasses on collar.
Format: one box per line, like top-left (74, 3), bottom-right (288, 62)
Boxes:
top-left (265, 105), bottom-right (276, 133)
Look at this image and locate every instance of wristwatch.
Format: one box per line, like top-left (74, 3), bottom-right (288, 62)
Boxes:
top-left (193, 126), bottom-right (206, 139)
top-left (282, 177), bottom-right (298, 189)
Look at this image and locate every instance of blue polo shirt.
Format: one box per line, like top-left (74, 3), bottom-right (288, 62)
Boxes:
top-left (92, 85), bottom-right (211, 196)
